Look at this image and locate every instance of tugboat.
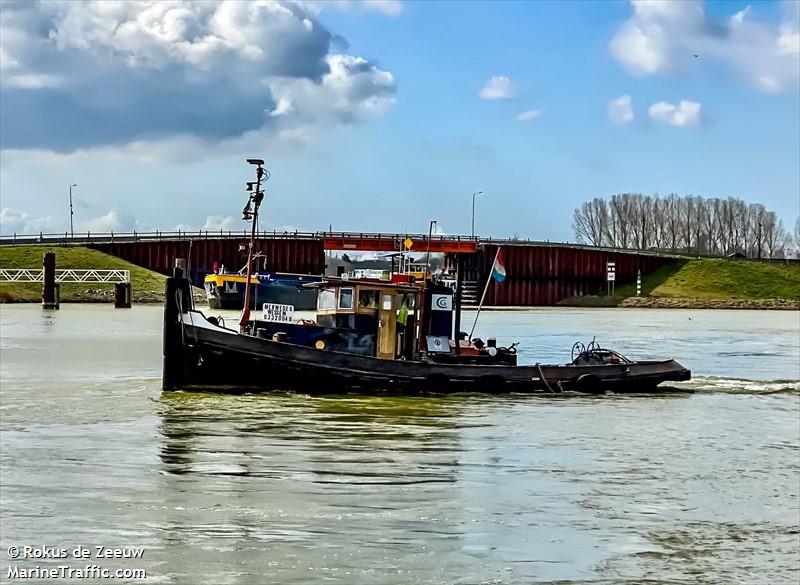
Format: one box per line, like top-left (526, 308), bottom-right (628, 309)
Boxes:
top-left (161, 159), bottom-right (691, 395)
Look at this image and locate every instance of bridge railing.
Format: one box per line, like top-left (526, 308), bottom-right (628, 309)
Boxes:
top-left (0, 230), bottom-right (795, 263)
top-left (0, 229), bottom-right (697, 259)
top-left (0, 229), bottom-right (641, 251)
top-left (0, 229), bottom-right (484, 245)
top-left (0, 269), bottom-right (131, 283)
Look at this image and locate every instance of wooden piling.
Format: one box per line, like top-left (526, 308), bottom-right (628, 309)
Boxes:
top-left (163, 266), bottom-right (192, 390)
top-left (114, 282), bottom-right (132, 308)
top-left (52, 283), bottom-right (60, 309)
top-left (42, 252), bottom-right (58, 309)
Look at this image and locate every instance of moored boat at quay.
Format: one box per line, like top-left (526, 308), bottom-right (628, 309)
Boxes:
top-left (204, 271), bottom-right (321, 310)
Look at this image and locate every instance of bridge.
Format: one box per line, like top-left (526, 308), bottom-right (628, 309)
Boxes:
top-left (0, 231), bottom-right (675, 306)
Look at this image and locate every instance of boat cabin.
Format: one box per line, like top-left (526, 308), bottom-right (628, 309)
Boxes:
top-left (249, 276), bottom-right (458, 361)
top-left (315, 278), bottom-right (420, 359)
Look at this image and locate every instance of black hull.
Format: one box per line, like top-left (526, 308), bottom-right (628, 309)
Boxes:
top-left (175, 324), bottom-right (688, 394)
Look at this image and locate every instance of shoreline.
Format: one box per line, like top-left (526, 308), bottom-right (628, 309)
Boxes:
top-left (0, 288), bottom-right (206, 305)
top-left (616, 297), bottom-right (799, 310)
top-left (555, 295), bottom-right (799, 310)
top-left (1, 293), bottom-right (796, 311)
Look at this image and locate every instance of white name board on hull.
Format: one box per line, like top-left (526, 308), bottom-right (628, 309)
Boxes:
top-left (263, 303), bottom-right (294, 323)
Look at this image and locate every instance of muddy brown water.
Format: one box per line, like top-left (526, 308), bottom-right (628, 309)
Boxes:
top-left (1, 305), bottom-right (798, 584)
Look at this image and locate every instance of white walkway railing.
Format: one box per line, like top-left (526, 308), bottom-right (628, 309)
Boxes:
top-left (0, 269), bottom-right (131, 283)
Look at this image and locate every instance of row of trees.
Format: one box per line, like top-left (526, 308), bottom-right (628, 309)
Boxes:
top-left (572, 193), bottom-right (798, 259)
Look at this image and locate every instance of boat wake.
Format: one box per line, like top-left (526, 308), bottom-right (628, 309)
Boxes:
top-left (673, 375), bottom-right (800, 395)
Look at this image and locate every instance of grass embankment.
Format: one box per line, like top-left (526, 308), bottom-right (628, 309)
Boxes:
top-left (0, 245), bottom-right (169, 303)
top-left (562, 258), bottom-right (800, 310)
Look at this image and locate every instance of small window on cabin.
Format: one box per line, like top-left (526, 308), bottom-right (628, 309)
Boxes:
top-left (358, 290), bottom-right (379, 309)
top-left (339, 287), bottom-right (354, 310)
top-left (318, 288), bottom-right (336, 310)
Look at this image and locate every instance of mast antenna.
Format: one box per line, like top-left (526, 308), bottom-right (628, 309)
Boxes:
top-left (239, 158), bottom-right (270, 332)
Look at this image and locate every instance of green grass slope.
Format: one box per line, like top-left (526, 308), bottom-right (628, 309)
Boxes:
top-left (647, 258), bottom-right (800, 300)
top-left (0, 245), bottom-right (167, 302)
top-left (562, 257), bottom-right (799, 308)
top-left (613, 261), bottom-right (686, 298)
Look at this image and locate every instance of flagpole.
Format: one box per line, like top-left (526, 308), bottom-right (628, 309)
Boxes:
top-left (469, 246), bottom-right (501, 339)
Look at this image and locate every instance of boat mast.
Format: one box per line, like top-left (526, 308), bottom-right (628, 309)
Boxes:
top-left (239, 158), bottom-right (268, 332)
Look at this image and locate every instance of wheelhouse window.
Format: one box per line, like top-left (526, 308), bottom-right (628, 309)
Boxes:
top-left (318, 288), bottom-right (336, 311)
top-left (338, 287), bottom-right (354, 310)
top-left (358, 289), bottom-right (379, 309)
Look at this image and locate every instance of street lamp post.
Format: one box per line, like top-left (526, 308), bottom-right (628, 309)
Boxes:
top-left (471, 191), bottom-right (483, 239)
top-left (69, 184), bottom-right (77, 237)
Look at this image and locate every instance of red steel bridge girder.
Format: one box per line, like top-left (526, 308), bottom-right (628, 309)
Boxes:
top-left (1, 231), bottom-right (677, 306)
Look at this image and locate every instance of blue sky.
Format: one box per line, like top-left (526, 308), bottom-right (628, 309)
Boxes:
top-left (1, 0), bottom-right (798, 240)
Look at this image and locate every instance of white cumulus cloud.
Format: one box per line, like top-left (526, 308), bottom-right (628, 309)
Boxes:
top-left (479, 76), bottom-right (515, 100)
top-left (325, 1), bottom-right (404, 16)
top-left (648, 100), bottom-right (702, 127)
top-left (202, 215), bottom-right (238, 231)
top-left (609, 0), bottom-right (800, 93)
top-left (3, 73), bottom-right (63, 89)
top-left (0, 208), bottom-right (59, 235)
top-left (608, 94), bottom-right (634, 124)
top-left (81, 210), bottom-right (138, 232)
top-left (516, 110), bottom-right (541, 122)
top-left (0, 1), bottom-right (397, 155)
top-left (268, 54), bottom-right (396, 125)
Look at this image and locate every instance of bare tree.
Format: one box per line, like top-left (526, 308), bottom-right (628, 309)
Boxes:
top-left (572, 198), bottom-right (609, 246)
top-left (571, 193), bottom-right (791, 258)
top-left (610, 194), bottom-right (632, 248)
top-left (663, 193), bottom-right (681, 251)
top-left (764, 213), bottom-right (788, 259)
top-left (794, 217), bottom-right (800, 258)
top-left (748, 203), bottom-right (766, 258)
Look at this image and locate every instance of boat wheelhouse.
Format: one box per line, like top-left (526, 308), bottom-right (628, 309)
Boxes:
top-left (245, 275), bottom-right (481, 362)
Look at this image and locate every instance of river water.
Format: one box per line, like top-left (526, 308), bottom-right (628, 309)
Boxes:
top-left (0, 305), bottom-right (798, 584)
